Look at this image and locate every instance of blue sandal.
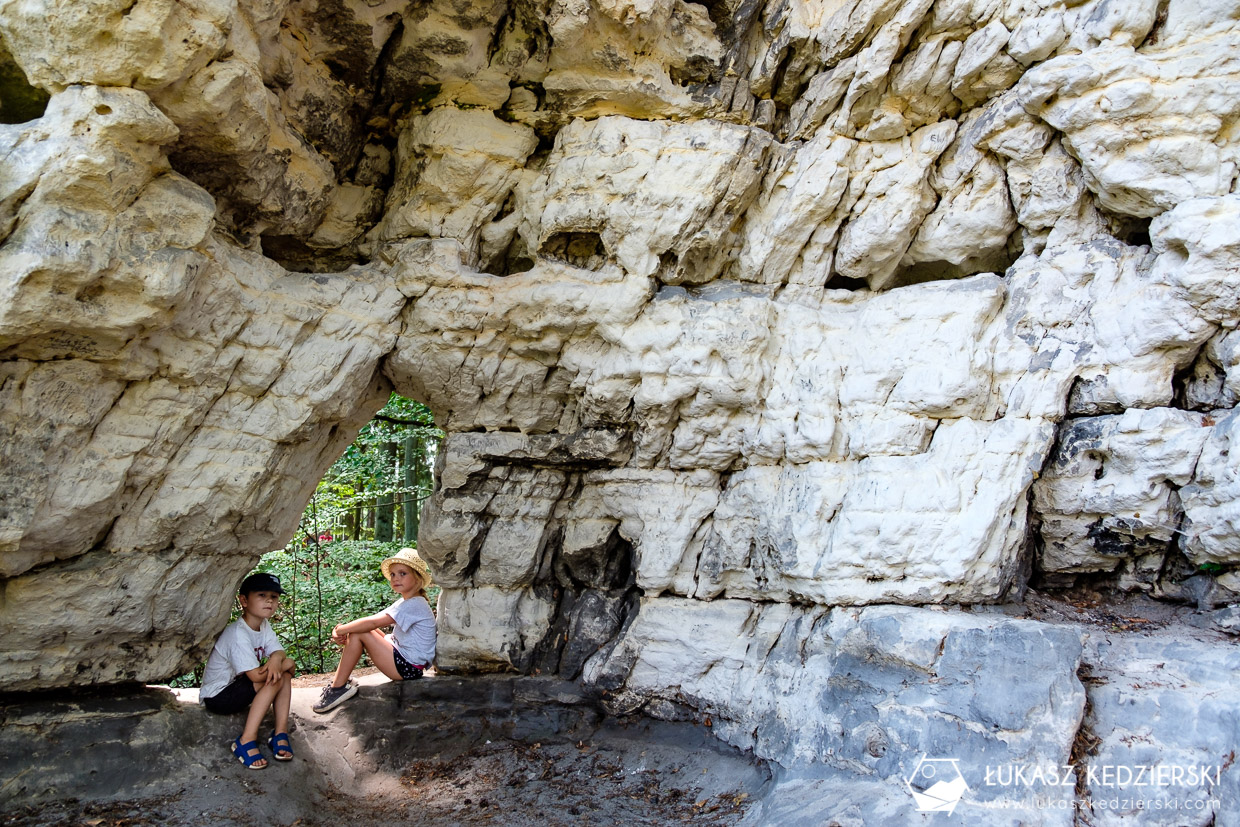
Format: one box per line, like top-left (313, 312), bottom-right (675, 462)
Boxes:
top-left (232, 738), bottom-right (267, 770)
top-left (268, 732), bottom-right (293, 761)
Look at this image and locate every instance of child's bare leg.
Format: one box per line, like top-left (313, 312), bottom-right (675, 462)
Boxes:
top-left (239, 680), bottom-right (283, 767)
top-left (333, 630), bottom-right (403, 685)
top-left (358, 630), bottom-right (402, 681)
top-left (273, 672), bottom-right (292, 735)
top-left (330, 632), bottom-right (367, 688)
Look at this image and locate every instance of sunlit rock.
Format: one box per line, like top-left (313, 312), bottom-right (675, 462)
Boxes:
top-left (2, 11), bottom-right (1240, 798)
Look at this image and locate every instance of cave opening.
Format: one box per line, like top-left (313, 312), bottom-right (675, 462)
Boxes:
top-left (0, 49), bottom-right (49, 124)
top-left (172, 392), bottom-right (443, 686)
top-left (539, 230), bottom-right (608, 270)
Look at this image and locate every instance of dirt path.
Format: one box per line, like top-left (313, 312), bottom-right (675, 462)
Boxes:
top-left (2, 676), bottom-right (769, 827)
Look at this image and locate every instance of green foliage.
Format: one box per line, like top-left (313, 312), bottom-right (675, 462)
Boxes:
top-left (0, 55), bottom-right (50, 124)
top-left (309, 394), bottom-right (441, 543)
top-left (1198, 562), bottom-right (1227, 575)
top-left (168, 664), bottom-right (206, 689)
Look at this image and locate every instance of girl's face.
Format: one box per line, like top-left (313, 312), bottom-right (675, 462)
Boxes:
top-left (387, 563), bottom-right (421, 598)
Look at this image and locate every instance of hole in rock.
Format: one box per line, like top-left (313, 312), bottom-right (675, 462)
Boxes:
top-left (260, 233), bottom-right (370, 273)
top-left (539, 230), bottom-right (607, 270)
top-left (479, 193), bottom-right (535, 276)
top-left (1172, 339), bottom-right (1232, 411)
top-left (823, 272), bottom-right (869, 291)
top-left (693, 0), bottom-right (756, 43)
top-left (1066, 374), bottom-right (1126, 416)
top-left (669, 54), bottom-right (718, 87)
top-left (1109, 214), bottom-right (1152, 249)
top-left (653, 249), bottom-right (680, 285)
top-left (480, 242), bottom-right (535, 276)
top-left (0, 51), bottom-right (50, 124)
top-left (169, 393), bottom-right (442, 686)
top-left (884, 243), bottom-right (1022, 291)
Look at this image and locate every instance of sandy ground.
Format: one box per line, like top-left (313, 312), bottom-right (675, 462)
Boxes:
top-left (1, 741), bottom-right (755, 827)
top-left (1, 673), bottom-right (770, 827)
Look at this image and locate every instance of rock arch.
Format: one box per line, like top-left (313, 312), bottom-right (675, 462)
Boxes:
top-left (3, 0), bottom-right (1240, 816)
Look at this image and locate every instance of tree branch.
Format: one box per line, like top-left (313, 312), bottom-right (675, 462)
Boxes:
top-left (372, 414), bottom-right (436, 426)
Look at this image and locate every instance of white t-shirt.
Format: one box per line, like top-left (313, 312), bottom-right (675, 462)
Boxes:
top-left (199, 617), bottom-right (283, 700)
top-left (385, 596), bottom-right (436, 666)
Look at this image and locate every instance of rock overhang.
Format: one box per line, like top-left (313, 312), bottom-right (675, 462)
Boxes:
top-left (1, 0), bottom-right (1240, 818)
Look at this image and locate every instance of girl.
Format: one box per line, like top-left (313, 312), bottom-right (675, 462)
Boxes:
top-left (312, 548), bottom-right (436, 713)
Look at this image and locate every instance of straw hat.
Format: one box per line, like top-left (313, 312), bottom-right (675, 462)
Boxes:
top-left (381, 547), bottom-right (432, 586)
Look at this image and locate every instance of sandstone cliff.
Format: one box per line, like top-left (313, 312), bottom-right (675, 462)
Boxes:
top-left (2, 0), bottom-right (1239, 821)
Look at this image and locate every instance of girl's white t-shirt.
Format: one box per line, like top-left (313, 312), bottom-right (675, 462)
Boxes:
top-left (385, 595), bottom-right (436, 666)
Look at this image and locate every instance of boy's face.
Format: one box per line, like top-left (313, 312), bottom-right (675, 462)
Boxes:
top-left (239, 589), bottom-right (281, 618)
top-left (387, 563), bottom-right (420, 597)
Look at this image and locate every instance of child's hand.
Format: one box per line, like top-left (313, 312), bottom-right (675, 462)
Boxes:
top-left (263, 653), bottom-right (284, 683)
top-left (330, 625), bottom-right (346, 645)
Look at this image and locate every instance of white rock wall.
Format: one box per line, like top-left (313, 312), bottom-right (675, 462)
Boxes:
top-left (1, 3), bottom-right (1239, 810)
top-left (0, 83), bottom-right (407, 689)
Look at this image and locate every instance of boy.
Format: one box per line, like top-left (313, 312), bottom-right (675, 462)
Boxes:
top-left (199, 572), bottom-right (297, 769)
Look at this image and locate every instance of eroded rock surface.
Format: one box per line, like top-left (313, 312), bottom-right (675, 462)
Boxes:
top-left (2, 0), bottom-right (1240, 820)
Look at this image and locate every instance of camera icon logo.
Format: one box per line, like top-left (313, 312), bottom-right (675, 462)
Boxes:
top-left (905, 754), bottom-right (969, 815)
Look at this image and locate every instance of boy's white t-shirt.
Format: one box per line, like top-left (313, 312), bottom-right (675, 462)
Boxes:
top-left (384, 595), bottom-right (436, 666)
top-left (199, 617), bottom-right (284, 700)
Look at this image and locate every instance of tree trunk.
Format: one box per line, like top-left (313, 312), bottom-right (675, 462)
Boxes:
top-left (403, 434), bottom-right (421, 543)
top-left (374, 442), bottom-right (397, 542)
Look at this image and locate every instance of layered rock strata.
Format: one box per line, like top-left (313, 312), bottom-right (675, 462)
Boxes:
top-left (2, 0), bottom-right (1239, 819)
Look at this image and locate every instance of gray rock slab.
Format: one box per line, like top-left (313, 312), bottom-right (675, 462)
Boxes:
top-left (587, 600), bottom-right (1089, 825)
top-left (1080, 632), bottom-right (1240, 826)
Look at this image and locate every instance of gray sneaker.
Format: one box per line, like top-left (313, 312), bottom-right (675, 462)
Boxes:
top-left (312, 681), bottom-right (358, 713)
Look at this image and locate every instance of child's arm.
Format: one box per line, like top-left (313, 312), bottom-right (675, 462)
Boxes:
top-left (266, 650), bottom-right (296, 680)
top-left (241, 653), bottom-right (294, 686)
top-left (243, 663), bottom-right (270, 684)
top-left (330, 612), bottom-right (396, 645)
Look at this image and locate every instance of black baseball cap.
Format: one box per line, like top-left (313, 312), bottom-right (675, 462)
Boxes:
top-left (239, 572), bottom-right (285, 595)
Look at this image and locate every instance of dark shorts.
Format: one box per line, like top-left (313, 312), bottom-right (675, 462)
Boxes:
top-left (202, 674), bottom-right (257, 714)
top-left (392, 649), bottom-right (426, 681)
